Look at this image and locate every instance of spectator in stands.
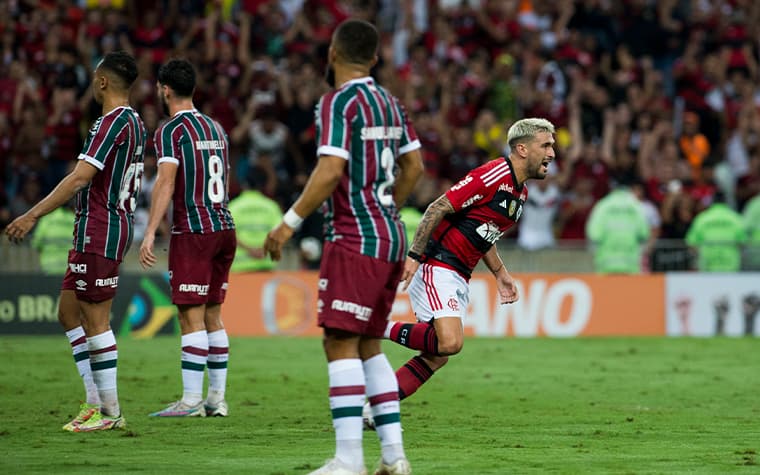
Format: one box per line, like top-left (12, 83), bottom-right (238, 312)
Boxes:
top-left (517, 171), bottom-right (560, 251)
top-left (742, 194), bottom-right (760, 270)
top-left (679, 111), bottom-right (711, 182)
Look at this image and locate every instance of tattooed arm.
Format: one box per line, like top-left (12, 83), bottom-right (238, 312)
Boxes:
top-left (401, 193), bottom-right (455, 289)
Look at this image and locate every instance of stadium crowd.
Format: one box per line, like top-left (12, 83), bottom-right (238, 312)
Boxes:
top-left (2, 0), bottom-right (760, 270)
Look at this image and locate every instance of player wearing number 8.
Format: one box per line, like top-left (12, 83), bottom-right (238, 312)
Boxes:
top-left (140, 59), bottom-right (236, 418)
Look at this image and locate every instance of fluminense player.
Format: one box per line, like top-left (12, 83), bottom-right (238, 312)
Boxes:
top-left (5, 51), bottom-right (146, 432)
top-left (376, 118), bottom-right (555, 407)
top-left (139, 59), bottom-right (236, 418)
top-left (264, 19), bottom-right (424, 475)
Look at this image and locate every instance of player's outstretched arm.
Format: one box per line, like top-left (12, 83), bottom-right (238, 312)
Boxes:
top-left (263, 155), bottom-right (346, 261)
top-left (139, 161), bottom-right (177, 269)
top-left (4, 161), bottom-right (96, 243)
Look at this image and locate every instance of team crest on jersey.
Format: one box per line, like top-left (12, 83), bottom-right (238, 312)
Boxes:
top-left (507, 200), bottom-right (524, 221)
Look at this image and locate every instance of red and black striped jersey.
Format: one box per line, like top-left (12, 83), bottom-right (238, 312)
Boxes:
top-left (74, 106), bottom-right (146, 261)
top-left (154, 109), bottom-right (235, 234)
top-left (424, 157), bottom-right (528, 279)
top-left (316, 77), bottom-right (421, 262)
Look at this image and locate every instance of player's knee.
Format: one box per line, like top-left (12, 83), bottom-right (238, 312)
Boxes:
top-left (437, 337), bottom-right (463, 356)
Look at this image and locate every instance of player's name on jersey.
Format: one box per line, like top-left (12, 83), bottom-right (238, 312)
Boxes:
top-left (194, 140), bottom-right (225, 150)
top-left (360, 126), bottom-right (402, 141)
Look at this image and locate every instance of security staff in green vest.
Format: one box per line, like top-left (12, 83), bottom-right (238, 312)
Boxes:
top-left (585, 182), bottom-right (650, 273)
top-left (742, 194), bottom-right (760, 270)
top-left (686, 192), bottom-right (748, 272)
top-left (228, 169), bottom-right (283, 272)
top-left (32, 205), bottom-right (76, 275)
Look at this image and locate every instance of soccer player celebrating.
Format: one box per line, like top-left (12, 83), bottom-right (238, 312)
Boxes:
top-left (382, 118), bottom-right (555, 402)
top-left (139, 59), bottom-right (236, 418)
top-left (264, 19), bottom-right (424, 475)
top-left (5, 51), bottom-right (146, 432)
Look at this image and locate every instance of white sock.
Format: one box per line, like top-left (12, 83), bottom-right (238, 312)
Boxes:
top-left (181, 330), bottom-right (208, 406)
top-left (328, 359), bottom-right (365, 471)
top-left (87, 330), bottom-right (119, 416)
top-left (364, 354), bottom-right (405, 464)
top-left (65, 326), bottom-right (101, 405)
top-left (206, 329), bottom-right (229, 404)
top-left (383, 321), bottom-right (396, 339)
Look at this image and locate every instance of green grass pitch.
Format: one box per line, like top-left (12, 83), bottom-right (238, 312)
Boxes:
top-left (1, 336), bottom-right (758, 474)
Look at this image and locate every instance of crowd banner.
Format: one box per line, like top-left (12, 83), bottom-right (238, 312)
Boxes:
top-left (665, 273), bottom-right (760, 337)
top-left (224, 272), bottom-right (666, 337)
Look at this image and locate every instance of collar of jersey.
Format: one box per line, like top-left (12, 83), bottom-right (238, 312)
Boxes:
top-left (342, 77), bottom-right (374, 87)
top-left (172, 108), bottom-right (196, 116)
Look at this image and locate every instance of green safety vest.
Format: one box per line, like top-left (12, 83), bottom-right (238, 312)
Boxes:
top-left (686, 203), bottom-right (748, 272)
top-left (31, 208), bottom-right (75, 275)
top-left (228, 191), bottom-right (283, 272)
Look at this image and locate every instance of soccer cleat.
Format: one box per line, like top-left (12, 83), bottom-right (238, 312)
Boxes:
top-left (204, 399), bottom-right (228, 417)
top-left (308, 458), bottom-right (368, 475)
top-left (72, 412), bottom-right (125, 432)
top-left (362, 401), bottom-right (375, 431)
top-left (374, 458), bottom-right (411, 475)
top-left (149, 400), bottom-right (206, 417)
top-left (62, 402), bottom-right (100, 431)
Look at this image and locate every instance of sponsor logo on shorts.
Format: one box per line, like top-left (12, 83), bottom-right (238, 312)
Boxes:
top-left (331, 299), bottom-right (372, 321)
top-left (75, 279), bottom-right (87, 291)
top-left (179, 284), bottom-right (210, 295)
top-left (69, 263), bottom-right (87, 274)
top-left (448, 297), bottom-right (459, 311)
top-left (95, 277), bottom-right (119, 288)
top-left (318, 279), bottom-right (328, 291)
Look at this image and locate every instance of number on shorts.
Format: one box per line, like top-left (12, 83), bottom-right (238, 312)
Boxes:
top-left (377, 147), bottom-right (396, 207)
top-left (207, 154), bottom-right (225, 204)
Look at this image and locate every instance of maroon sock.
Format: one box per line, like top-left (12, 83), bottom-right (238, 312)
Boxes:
top-left (396, 355), bottom-right (435, 400)
top-left (388, 322), bottom-right (439, 355)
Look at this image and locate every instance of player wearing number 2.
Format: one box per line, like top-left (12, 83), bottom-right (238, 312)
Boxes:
top-left (5, 51), bottom-right (146, 431)
top-left (264, 19), bottom-right (424, 475)
top-left (139, 59), bottom-right (236, 418)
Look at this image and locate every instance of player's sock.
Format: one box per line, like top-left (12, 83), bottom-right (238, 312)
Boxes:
top-left (363, 354), bottom-right (405, 465)
top-left (386, 321), bottom-right (439, 354)
top-left (181, 330), bottom-right (208, 406)
top-left (65, 326), bottom-right (101, 406)
top-left (396, 355), bottom-right (435, 400)
top-left (328, 359), bottom-right (365, 472)
top-left (87, 330), bottom-right (119, 416)
top-left (206, 329), bottom-right (229, 405)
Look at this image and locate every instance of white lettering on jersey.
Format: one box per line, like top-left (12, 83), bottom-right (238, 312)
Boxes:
top-left (360, 126), bottom-right (402, 141)
top-left (179, 283), bottom-right (210, 295)
top-left (498, 183), bottom-right (514, 193)
top-left (95, 277), bottom-right (119, 288)
top-left (451, 175), bottom-right (473, 191)
top-left (195, 140), bottom-right (225, 150)
top-left (476, 221), bottom-right (504, 244)
top-left (461, 194), bottom-right (483, 208)
top-left (69, 263), bottom-right (88, 274)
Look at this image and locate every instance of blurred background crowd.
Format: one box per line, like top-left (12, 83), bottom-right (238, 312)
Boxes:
top-left (2, 0), bottom-right (760, 272)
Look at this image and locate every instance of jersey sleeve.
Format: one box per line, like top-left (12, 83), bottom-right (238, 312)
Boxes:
top-left (315, 93), bottom-right (352, 160)
top-left (444, 163), bottom-right (496, 212)
top-left (398, 103), bottom-right (421, 156)
top-left (78, 115), bottom-right (125, 171)
top-left (154, 123), bottom-right (180, 166)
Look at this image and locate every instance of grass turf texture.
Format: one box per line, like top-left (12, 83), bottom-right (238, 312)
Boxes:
top-left (0, 336), bottom-right (758, 474)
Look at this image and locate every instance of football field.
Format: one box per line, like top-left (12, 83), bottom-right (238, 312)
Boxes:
top-left (1, 336), bottom-right (758, 474)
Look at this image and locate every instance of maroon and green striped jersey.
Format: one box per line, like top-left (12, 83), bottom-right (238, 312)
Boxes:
top-left (154, 109), bottom-right (235, 234)
top-left (74, 106), bottom-right (146, 261)
top-left (316, 77), bottom-right (421, 262)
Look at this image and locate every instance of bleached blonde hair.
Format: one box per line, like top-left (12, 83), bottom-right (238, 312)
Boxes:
top-left (507, 118), bottom-right (556, 148)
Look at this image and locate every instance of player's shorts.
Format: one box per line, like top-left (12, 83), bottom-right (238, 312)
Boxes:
top-left (407, 263), bottom-right (469, 323)
top-left (61, 250), bottom-right (121, 303)
top-left (317, 241), bottom-right (404, 338)
top-left (169, 230), bottom-right (236, 305)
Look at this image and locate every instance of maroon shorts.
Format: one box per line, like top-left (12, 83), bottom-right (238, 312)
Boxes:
top-left (61, 250), bottom-right (121, 303)
top-left (317, 241), bottom-right (404, 337)
top-left (169, 230), bottom-right (236, 305)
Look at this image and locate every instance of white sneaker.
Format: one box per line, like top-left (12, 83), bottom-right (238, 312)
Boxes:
top-left (374, 458), bottom-right (411, 475)
top-left (204, 399), bottom-right (228, 417)
top-left (308, 458), bottom-right (367, 475)
top-left (362, 401), bottom-right (375, 431)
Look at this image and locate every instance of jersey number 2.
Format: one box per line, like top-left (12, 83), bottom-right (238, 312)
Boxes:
top-left (377, 147), bottom-right (396, 207)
